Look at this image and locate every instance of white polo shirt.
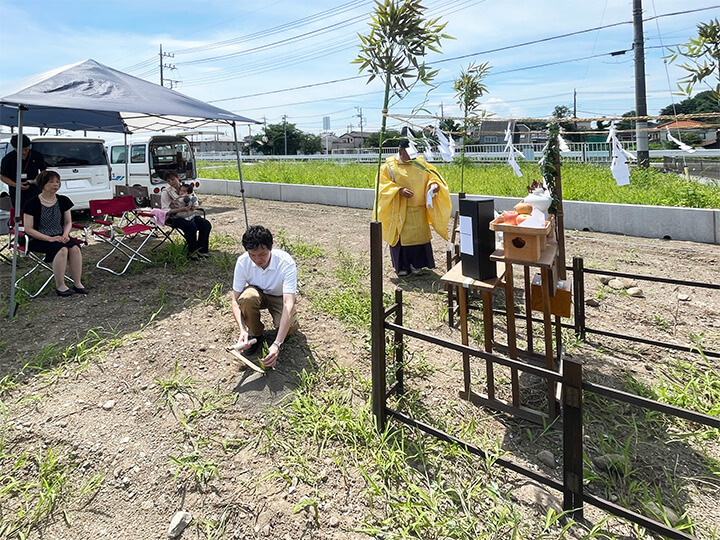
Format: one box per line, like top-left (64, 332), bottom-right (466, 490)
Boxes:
top-left (233, 248), bottom-right (297, 296)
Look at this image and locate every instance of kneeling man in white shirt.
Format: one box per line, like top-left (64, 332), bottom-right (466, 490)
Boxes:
top-left (232, 225), bottom-right (298, 368)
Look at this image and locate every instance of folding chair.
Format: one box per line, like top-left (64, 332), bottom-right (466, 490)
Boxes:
top-left (147, 193), bottom-right (178, 251)
top-left (0, 196), bottom-right (12, 264)
top-left (89, 196), bottom-right (158, 275)
top-left (114, 185), bottom-right (153, 229)
top-left (115, 184), bottom-right (151, 209)
top-left (7, 209), bottom-right (87, 298)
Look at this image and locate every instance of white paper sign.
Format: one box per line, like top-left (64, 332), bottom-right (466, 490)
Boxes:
top-left (459, 215), bottom-right (474, 256)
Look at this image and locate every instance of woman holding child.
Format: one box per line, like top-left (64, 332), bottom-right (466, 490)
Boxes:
top-left (161, 171), bottom-right (212, 259)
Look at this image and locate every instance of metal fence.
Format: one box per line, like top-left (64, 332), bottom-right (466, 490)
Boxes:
top-left (370, 222), bottom-right (720, 539)
top-left (663, 156), bottom-right (720, 182)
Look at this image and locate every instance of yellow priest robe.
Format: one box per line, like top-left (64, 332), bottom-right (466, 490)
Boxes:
top-left (374, 154), bottom-right (451, 247)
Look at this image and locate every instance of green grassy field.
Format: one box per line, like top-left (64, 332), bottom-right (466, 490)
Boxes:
top-left (199, 161), bottom-right (720, 209)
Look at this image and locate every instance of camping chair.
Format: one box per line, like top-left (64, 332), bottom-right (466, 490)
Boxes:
top-left (115, 184), bottom-right (151, 209)
top-left (147, 193), bottom-right (179, 251)
top-left (0, 196), bottom-right (12, 264)
top-left (7, 209), bottom-right (87, 298)
top-left (89, 195), bottom-right (158, 275)
top-left (114, 185), bottom-right (154, 228)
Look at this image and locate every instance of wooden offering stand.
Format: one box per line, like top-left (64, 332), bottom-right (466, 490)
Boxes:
top-left (442, 214), bottom-right (569, 423)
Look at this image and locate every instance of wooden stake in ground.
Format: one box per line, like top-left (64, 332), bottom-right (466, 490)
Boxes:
top-left (227, 348), bottom-right (265, 374)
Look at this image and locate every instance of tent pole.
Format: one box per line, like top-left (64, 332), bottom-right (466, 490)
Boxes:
top-left (232, 122), bottom-right (249, 229)
top-left (8, 107), bottom-right (24, 320)
top-left (124, 132), bottom-right (129, 186)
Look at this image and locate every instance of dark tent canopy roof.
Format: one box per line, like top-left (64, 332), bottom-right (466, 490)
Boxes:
top-left (0, 59), bottom-right (258, 133)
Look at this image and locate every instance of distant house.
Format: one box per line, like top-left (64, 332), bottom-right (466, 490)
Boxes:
top-left (466, 121), bottom-right (547, 145)
top-left (336, 131), bottom-right (370, 150)
top-left (700, 130), bottom-right (720, 149)
top-left (649, 120), bottom-right (716, 145)
top-left (178, 130), bottom-right (240, 152)
top-left (320, 132), bottom-right (342, 153)
top-left (466, 120), bottom-right (507, 144)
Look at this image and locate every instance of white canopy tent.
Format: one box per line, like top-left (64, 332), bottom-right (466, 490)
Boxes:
top-left (1, 59), bottom-right (259, 318)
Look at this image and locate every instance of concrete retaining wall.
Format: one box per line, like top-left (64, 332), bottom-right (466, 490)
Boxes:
top-left (199, 178), bottom-right (719, 245)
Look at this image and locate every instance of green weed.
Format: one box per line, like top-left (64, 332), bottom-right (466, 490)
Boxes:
top-left (199, 282), bottom-right (229, 310)
top-left (0, 447), bottom-right (104, 538)
top-left (651, 314), bottom-right (671, 332)
top-left (154, 360), bottom-right (201, 411)
top-left (168, 444), bottom-right (220, 487)
top-left (626, 350), bottom-right (720, 439)
top-left (275, 229), bottom-right (326, 260)
top-left (311, 248), bottom-right (375, 331)
top-left (150, 241), bottom-right (191, 271)
top-left (209, 232), bottom-right (237, 249)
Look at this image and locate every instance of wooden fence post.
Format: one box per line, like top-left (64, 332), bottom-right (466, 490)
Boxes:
top-left (370, 221), bottom-right (387, 431)
top-left (562, 356), bottom-right (583, 518)
top-left (573, 257), bottom-right (585, 340)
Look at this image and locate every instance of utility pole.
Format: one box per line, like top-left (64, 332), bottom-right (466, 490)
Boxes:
top-left (573, 89), bottom-right (578, 133)
top-left (282, 115), bottom-right (288, 156)
top-left (633, 0), bottom-right (650, 167)
top-left (356, 107), bottom-right (364, 134)
top-left (573, 89), bottom-right (577, 118)
top-left (159, 44), bottom-right (177, 88)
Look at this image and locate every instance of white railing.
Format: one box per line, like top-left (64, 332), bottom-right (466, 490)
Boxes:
top-left (196, 145), bottom-right (720, 163)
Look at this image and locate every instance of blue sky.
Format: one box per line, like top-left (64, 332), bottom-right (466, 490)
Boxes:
top-left (1, 0), bottom-right (718, 137)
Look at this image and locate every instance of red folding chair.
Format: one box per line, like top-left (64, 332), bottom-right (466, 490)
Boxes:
top-left (89, 196), bottom-right (157, 275)
top-left (7, 209), bottom-right (87, 298)
top-left (0, 196), bottom-right (12, 264)
top-left (146, 193), bottom-right (182, 251)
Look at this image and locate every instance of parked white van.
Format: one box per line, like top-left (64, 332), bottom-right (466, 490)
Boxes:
top-left (106, 135), bottom-right (198, 199)
top-left (0, 137), bottom-right (112, 211)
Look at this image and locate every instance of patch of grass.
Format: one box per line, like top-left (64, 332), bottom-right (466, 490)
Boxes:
top-left (199, 161), bottom-right (720, 209)
top-left (0, 447), bottom-right (105, 539)
top-left (154, 360), bottom-right (201, 412)
top-left (275, 229), bottom-right (326, 260)
top-left (8, 328), bottom-right (122, 389)
top-left (651, 314), bottom-right (670, 332)
top-left (209, 232), bottom-right (237, 249)
top-left (625, 350), bottom-right (720, 439)
top-left (199, 283), bottom-right (229, 310)
top-left (150, 241), bottom-right (191, 271)
top-left (254, 361), bottom-right (610, 539)
top-left (311, 248), bottom-right (376, 332)
top-left (168, 439), bottom-right (220, 487)
top-left (209, 250), bottom-right (237, 274)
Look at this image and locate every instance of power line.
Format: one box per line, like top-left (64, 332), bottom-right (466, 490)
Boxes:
top-left (173, 0), bottom-right (373, 55)
top-left (433, 5), bottom-right (719, 67)
top-left (173, 0), bottom-right (483, 83)
top-left (209, 39), bottom-right (679, 107)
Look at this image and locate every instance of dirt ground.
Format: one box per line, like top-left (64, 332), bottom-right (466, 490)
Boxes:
top-left (1, 194), bottom-right (719, 539)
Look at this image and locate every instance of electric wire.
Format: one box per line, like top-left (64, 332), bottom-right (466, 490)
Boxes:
top-left (652, 0), bottom-right (690, 165)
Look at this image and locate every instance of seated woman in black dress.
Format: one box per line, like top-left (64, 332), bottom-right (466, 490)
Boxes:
top-left (22, 170), bottom-right (88, 297)
top-left (160, 171), bottom-right (212, 260)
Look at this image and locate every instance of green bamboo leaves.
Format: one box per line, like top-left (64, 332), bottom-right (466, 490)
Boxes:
top-left (353, 0), bottom-right (452, 218)
top-left (667, 18), bottom-right (720, 104)
top-left (353, 0), bottom-right (451, 94)
top-left (453, 62), bottom-right (491, 192)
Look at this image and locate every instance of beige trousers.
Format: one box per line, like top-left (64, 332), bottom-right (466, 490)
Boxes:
top-left (237, 286), bottom-right (298, 337)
